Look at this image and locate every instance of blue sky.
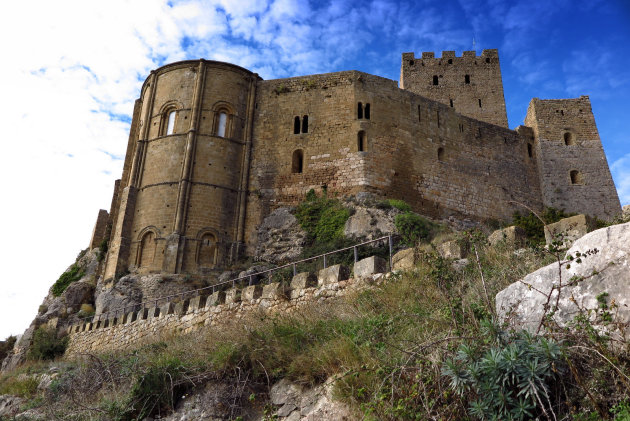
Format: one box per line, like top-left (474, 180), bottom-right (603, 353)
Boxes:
top-left (0, 0), bottom-right (628, 339)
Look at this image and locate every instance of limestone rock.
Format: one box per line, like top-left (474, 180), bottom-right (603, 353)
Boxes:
top-left (622, 204), bottom-right (630, 221)
top-left (392, 248), bottom-right (417, 271)
top-left (255, 207), bottom-right (306, 264)
top-left (488, 226), bottom-right (527, 249)
top-left (62, 281), bottom-right (95, 310)
top-left (0, 395), bottom-right (24, 418)
top-left (95, 275), bottom-right (143, 316)
top-left (291, 272), bottom-right (317, 289)
top-left (354, 256), bottom-right (387, 278)
top-left (544, 214), bottom-right (595, 247)
top-left (344, 206), bottom-right (397, 240)
top-left (496, 222), bottom-right (630, 339)
top-left (238, 265), bottom-right (272, 285)
top-left (436, 240), bottom-right (467, 259)
top-left (318, 264), bottom-right (350, 286)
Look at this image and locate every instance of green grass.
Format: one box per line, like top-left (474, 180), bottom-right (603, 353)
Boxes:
top-left (51, 263), bottom-right (85, 296)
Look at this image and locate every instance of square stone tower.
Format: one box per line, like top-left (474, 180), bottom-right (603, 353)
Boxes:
top-left (400, 49), bottom-right (508, 127)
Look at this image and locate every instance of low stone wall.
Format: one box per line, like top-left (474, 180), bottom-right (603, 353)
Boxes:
top-left (65, 257), bottom-right (390, 356)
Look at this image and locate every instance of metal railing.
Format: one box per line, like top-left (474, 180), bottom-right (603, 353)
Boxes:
top-left (77, 234), bottom-right (397, 325)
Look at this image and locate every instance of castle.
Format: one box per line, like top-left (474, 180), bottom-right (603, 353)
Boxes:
top-left (88, 49), bottom-right (620, 279)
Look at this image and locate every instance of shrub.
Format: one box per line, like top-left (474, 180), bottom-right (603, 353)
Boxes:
top-left (0, 375), bottom-right (39, 398)
top-left (442, 324), bottom-right (564, 420)
top-left (28, 327), bottom-right (68, 361)
top-left (295, 189), bottom-right (350, 243)
top-left (512, 207), bottom-right (575, 244)
top-left (0, 335), bottom-right (16, 361)
top-left (51, 263), bottom-right (85, 296)
top-left (386, 199), bottom-right (412, 212)
top-left (394, 212), bottom-right (432, 246)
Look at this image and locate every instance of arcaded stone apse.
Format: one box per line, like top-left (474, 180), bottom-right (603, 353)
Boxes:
top-left (93, 50), bottom-right (620, 279)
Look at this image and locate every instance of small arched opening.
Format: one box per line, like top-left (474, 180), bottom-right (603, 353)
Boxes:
top-left (293, 116), bottom-right (301, 134)
top-left (216, 112), bottom-right (228, 137)
top-left (302, 115), bottom-right (309, 133)
top-left (527, 143), bottom-right (533, 158)
top-left (198, 232), bottom-right (217, 268)
top-left (564, 132), bottom-right (575, 145)
top-left (357, 131), bottom-right (366, 152)
top-left (465, 74), bottom-right (470, 84)
top-left (432, 75), bottom-right (439, 85)
top-left (292, 149), bottom-right (304, 173)
top-left (357, 102), bottom-right (363, 119)
top-left (570, 170), bottom-right (584, 185)
top-left (138, 231), bottom-right (156, 268)
top-left (364, 103), bottom-right (370, 119)
top-left (437, 147), bottom-right (445, 162)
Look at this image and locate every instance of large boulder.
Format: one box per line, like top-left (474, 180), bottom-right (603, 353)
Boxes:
top-left (344, 207), bottom-right (397, 240)
top-left (255, 207), bottom-right (306, 264)
top-left (488, 226), bottom-right (527, 249)
top-left (496, 222), bottom-right (630, 338)
top-left (543, 214), bottom-right (595, 247)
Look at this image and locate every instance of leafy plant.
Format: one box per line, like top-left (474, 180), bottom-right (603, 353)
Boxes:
top-left (394, 212), bottom-right (432, 246)
top-left (51, 263), bottom-right (85, 296)
top-left (442, 323), bottom-right (564, 420)
top-left (512, 207), bottom-right (575, 244)
top-left (294, 189), bottom-right (350, 243)
top-left (386, 199), bottom-right (412, 212)
top-left (28, 327), bottom-right (69, 361)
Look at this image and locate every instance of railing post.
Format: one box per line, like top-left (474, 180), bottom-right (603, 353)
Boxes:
top-left (249, 274), bottom-right (253, 286)
top-left (323, 254), bottom-right (327, 269)
top-left (293, 263), bottom-right (296, 276)
top-left (354, 246), bottom-right (358, 263)
top-left (388, 235), bottom-right (393, 271)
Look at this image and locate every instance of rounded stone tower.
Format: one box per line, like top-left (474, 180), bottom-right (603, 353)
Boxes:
top-left (104, 60), bottom-right (260, 278)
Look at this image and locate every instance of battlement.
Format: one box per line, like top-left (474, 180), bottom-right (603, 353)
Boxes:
top-left (400, 49), bottom-right (507, 127)
top-left (403, 49), bottom-right (499, 63)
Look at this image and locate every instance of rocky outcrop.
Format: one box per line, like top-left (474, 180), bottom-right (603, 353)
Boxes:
top-left (496, 222), bottom-right (630, 339)
top-left (488, 226), bottom-right (527, 249)
top-left (268, 377), bottom-right (353, 420)
top-left (543, 214), bottom-right (596, 247)
top-left (343, 207), bottom-right (397, 241)
top-left (255, 208), bottom-right (307, 264)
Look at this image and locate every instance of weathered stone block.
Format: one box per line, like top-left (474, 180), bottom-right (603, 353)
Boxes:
top-left (437, 240), bottom-right (467, 259)
top-left (488, 226), bottom-right (527, 249)
top-left (544, 214), bottom-right (595, 246)
top-left (290, 272), bottom-right (317, 289)
top-left (147, 307), bottom-right (160, 318)
top-left (392, 248), bottom-right (416, 271)
top-left (188, 295), bottom-right (207, 313)
top-left (354, 256), bottom-right (388, 278)
top-left (174, 300), bottom-right (189, 315)
top-left (225, 288), bottom-right (241, 304)
top-left (242, 284), bottom-right (263, 301)
top-left (206, 291), bottom-right (226, 307)
top-left (159, 302), bottom-right (174, 317)
top-left (262, 282), bottom-right (288, 299)
top-left (318, 264), bottom-right (350, 286)
top-left (125, 311), bottom-right (137, 324)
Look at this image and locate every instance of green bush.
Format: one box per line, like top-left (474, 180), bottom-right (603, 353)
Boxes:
top-left (295, 189), bottom-right (350, 243)
top-left (0, 335), bottom-right (16, 361)
top-left (394, 212), bottom-right (432, 246)
top-left (386, 199), bottom-right (412, 212)
top-left (51, 263), bottom-right (85, 296)
top-left (512, 207), bottom-right (575, 244)
top-left (28, 327), bottom-right (68, 361)
top-left (442, 323), bottom-right (564, 420)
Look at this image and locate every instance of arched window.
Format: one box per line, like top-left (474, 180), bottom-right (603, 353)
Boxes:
top-left (437, 147), bottom-right (445, 161)
top-left (564, 132), bottom-right (575, 145)
top-left (198, 233), bottom-right (217, 268)
top-left (357, 102), bottom-right (363, 119)
top-left (292, 149), bottom-right (304, 173)
top-left (138, 231), bottom-right (156, 268)
top-left (433, 75), bottom-right (439, 85)
top-left (217, 112), bottom-right (227, 137)
top-left (570, 170), bottom-right (583, 185)
top-left (357, 131), bottom-right (366, 152)
top-left (302, 115), bottom-right (308, 133)
top-left (364, 103), bottom-right (370, 119)
top-left (166, 111), bottom-right (176, 135)
top-left (294, 116), bottom-right (301, 134)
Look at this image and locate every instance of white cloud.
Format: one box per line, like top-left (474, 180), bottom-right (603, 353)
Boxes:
top-left (611, 154), bottom-right (630, 206)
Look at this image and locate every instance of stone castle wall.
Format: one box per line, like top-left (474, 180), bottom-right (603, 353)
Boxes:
top-left (400, 49), bottom-right (508, 127)
top-left (65, 260), bottom-right (387, 355)
top-left (525, 96), bottom-right (620, 220)
top-left (97, 50), bottom-right (620, 279)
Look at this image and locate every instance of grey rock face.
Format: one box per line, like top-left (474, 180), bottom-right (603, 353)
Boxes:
top-left (256, 207), bottom-right (307, 264)
top-left (344, 207), bottom-right (396, 240)
top-left (496, 222), bottom-right (630, 338)
top-left (95, 275), bottom-right (143, 315)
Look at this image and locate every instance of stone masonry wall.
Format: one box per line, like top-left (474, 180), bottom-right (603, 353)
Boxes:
top-left (65, 260), bottom-right (388, 356)
top-left (525, 96), bottom-right (621, 220)
top-left (400, 50), bottom-right (508, 127)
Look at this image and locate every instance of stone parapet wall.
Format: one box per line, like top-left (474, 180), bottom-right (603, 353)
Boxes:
top-left (65, 260), bottom-right (388, 356)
